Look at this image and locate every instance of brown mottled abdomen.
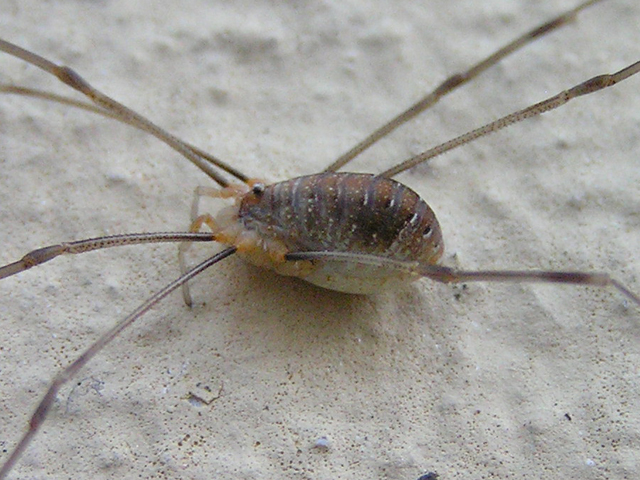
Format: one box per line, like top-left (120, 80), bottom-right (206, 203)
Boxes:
top-left (220, 173), bottom-right (444, 293)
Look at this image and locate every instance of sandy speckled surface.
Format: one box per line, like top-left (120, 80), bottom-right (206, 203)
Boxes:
top-left (1, 1), bottom-right (639, 479)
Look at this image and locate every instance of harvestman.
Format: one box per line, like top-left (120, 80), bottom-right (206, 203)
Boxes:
top-left (1, 0), bottom-right (639, 477)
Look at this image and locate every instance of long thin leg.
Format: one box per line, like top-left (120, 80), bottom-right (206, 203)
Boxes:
top-left (0, 39), bottom-right (248, 187)
top-left (381, 60), bottom-right (640, 177)
top-left (0, 85), bottom-right (250, 185)
top-left (285, 251), bottom-right (640, 307)
top-left (324, 0), bottom-right (604, 172)
top-left (1, 1), bottom-right (602, 183)
top-left (179, 214), bottom-right (221, 307)
top-left (178, 184), bottom-right (246, 306)
top-left (0, 246), bottom-right (236, 480)
top-left (0, 232), bottom-right (216, 279)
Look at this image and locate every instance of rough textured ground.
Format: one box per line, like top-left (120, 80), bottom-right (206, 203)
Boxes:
top-left (1, 1), bottom-right (639, 479)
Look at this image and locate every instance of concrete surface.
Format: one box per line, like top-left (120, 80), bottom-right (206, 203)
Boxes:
top-left (1, 1), bottom-right (639, 479)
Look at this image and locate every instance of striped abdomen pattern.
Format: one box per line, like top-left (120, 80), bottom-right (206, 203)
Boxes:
top-left (237, 172), bottom-right (444, 266)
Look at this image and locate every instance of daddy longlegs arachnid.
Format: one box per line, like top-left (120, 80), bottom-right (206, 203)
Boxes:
top-left (1, 0), bottom-right (640, 478)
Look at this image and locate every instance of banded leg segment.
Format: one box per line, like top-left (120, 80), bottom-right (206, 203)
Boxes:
top-left (0, 39), bottom-right (248, 186)
top-left (325, 0), bottom-right (605, 172)
top-left (0, 247), bottom-right (237, 480)
top-left (0, 85), bottom-right (250, 186)
top-left (0, 232), bottom-right (216, 280)
top-left (285, 251), bottom-right (640, 308)
top-left (382, 60), bottom-right (640, 177)
top-left (179, 214), bottom-right (222, 307)
top-left (179, 185), bottom-right (243, 306)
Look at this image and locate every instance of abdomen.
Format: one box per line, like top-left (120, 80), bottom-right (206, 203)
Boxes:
top-left (231, 173), bottom-right (444, 293)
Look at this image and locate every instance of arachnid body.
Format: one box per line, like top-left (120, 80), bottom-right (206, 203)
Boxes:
top-left (1, 1), bottom-right (639, 479)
